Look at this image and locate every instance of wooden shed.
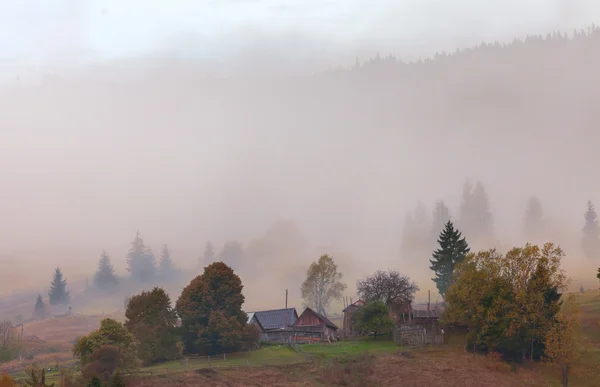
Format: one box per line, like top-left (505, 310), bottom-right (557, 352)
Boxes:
top-left (342, 299), bottom-right (366, 337)
top-left (294, 308), bottom-right (339, 341)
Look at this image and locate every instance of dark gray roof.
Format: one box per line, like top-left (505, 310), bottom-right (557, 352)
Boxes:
top-left (251, 308), bottom-right (298, 330)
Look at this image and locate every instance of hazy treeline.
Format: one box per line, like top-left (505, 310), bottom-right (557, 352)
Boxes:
top-left (2, 25), bottom-right (600, 305)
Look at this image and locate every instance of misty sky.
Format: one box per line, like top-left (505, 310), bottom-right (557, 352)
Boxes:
top-left (1, 0), bottom-right (599, 67)
top-left (1, 1), bottom-right (600, 301)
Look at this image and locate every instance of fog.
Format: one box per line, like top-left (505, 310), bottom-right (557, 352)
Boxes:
top-left (1, 1), bottom-right (600, 312)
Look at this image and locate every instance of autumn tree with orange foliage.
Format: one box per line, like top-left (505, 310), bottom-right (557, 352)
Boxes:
top-left (0, 373), bottom-right (15, 387)
top-left (544, 294), bottom-right (587, 387)
top-left (176, 262), bottom-right (259, 355)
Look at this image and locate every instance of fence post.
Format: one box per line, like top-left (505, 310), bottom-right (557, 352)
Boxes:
top-left (224, 353), bottom-right (226, 361)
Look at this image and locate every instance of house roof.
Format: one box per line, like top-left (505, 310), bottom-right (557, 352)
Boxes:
top-left (250, 308), bottom-right (298, 330)
top-left (342, 299), bottom-right (365, 313)
top-left (302, 308), bottom-right (339, 330)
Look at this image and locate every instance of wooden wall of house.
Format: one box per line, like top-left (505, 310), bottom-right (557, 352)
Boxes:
top-left (295, 310), bottom-right (324, 327)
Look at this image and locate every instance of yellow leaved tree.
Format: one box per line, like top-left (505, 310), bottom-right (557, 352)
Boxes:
top-left (544, 294), bottom-right (586, 387)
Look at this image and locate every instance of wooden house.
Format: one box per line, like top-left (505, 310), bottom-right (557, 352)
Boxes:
top-left (248, 308), bottom-right (298, 343)
top-left (294, 308), bottom-right (339, 342)
top-left (342, 299), bottom-right (366, 337)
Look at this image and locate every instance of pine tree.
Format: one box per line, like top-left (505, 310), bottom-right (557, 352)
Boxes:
top-left (429, 221), bottom-right (470, 299)
top-left (48, 268), bottom-right (70, 306)
top-left (201, 241), bottom-right (215, 266)
top-left (430, 201), bottom-right (451, 247)
top-left (94, 250), bottom-right (119, 291)
top-left (582, 200), bottom-right (600, 260)
top-left (458, 180), bottom-right (493, 247)
top-left (524, 196), bottom-right (544, 242)
top-left (34, 294), bottom-right (46, 319)
top-left (158, 245), bottom-right (177, 281)
top-left (126, 231), bottom-right (156, 283)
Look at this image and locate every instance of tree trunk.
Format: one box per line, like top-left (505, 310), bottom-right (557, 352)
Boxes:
top-left (373, 332), bottom-right (378, 340)
top-left (530, 338), bottom-right (534, 361)
top-left (562, 366), bottom-right (569, 387)
top-left (472, 325), bottom-right (477, 353)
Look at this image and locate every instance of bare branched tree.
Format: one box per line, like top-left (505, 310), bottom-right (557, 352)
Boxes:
top-left (356, 270), bottom-right (419, 307)
top-left (0, 320), bottom-right (16, 351)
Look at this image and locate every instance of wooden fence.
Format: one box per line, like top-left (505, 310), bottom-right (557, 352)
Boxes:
top-left (393, 326), bottom-right (444, 347)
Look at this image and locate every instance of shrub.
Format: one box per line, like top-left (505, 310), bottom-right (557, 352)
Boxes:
top-left (0, 372), bottom-right (16, 387)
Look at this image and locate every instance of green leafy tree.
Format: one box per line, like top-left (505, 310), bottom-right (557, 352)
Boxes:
top-left (34, 295), bottom-right (46, 319)
top-left (73, 318), bottom-right (140, 372)
top-left (356, 270), bottom-right (418, 307)
top-left (430, 221), bottom-right (470, 299)
top-left (353, 301), bottom-right (395, 340)
top-left (301, 255), bottom-right (347, 317)
top-left (444, 243), bottom-right (567, 359)
top-left (81, 345), bottom-right (124, 383)
top-left (126, 231), bottom-right (156, 283)
top-left (582, 200), bottom-right (600, 260)
top-left (48, 268), bottom-right (70, 306)
top-left (125, 287), bottom-right (181, 364)
top-left (93, 251), bottom-right (119, 291)
top-left (175, 262), bottom-right (258, 354)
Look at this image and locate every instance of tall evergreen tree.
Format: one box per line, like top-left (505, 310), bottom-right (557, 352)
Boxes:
top-left (94, 250), bottom-right (119, 291)
top-left (429, 221), bottom-right (470, 299)
top-left (458, 180), bottom-right (493, 247)
top-left (400, 203), bottom-right (430, 254)
top-left (430, 201), bottom-right (451, 247)
top-left (34, 294), bottom-right (46, 319)
top-left (582, 200), bottom-right (600, 260)
top-left (158, 245), bottom-right (177, 281)
top-left (48, 268), bottom-right (70, 306)
top-left (126, 231), bottom-right (156, 283)
top-left (201, 241), bottom-right (215, 266)
top-left (524, 196), bottom-right (544, 242)
top-left (216, 241), bottom-right (244, 271)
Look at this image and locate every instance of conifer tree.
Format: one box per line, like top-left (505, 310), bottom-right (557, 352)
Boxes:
top-left (94, 250), bottom-right (119, 291)
top-left (34, 294), bottom-right (46, 319)
top-left (430, 201), bottom-right (451, 247)
top-left (582, 200), bottom-right (600, 260)
top-left (158, 245), bottom-right (177, 281)
top-left (126, 231), bottom-right (156, 283)
top-left (48, 268), bottom-right (70, 306)
top-left (201, 241), bottom-right (215, 267)
top-left (524, 196), bottom-right (544, 242)
top-left (429, 221), bottom-right (470, 299)
top-left (458, 180), bottom-right (493, 247)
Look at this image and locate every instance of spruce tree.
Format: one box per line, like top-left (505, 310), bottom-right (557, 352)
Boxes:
top-left (429, 221), bottom-right (470, 299)
top-left (458, 180), bottom-right (493, 247)
top-left (94, 250), bottom-right (119, 291)
top-left (34, 294), bottom-right (46, 319)
top-left (126, 231), bottom-right (156, 283)
top-left (430, 201), bottom-right (451, 247)
top-left (201, 241), bottom-right (215, 266)
top-left (524, 196), bottom-right (544, 242)
top-left (582, 200), bottom-right (600, 260)
top-left (48, 268), bottom-right (70, 306)
top-left (158, 245), bottom-right (177, 281)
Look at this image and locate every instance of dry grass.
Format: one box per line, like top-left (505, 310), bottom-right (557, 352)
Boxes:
top-left (126, 348), bottom-right (547, 387)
